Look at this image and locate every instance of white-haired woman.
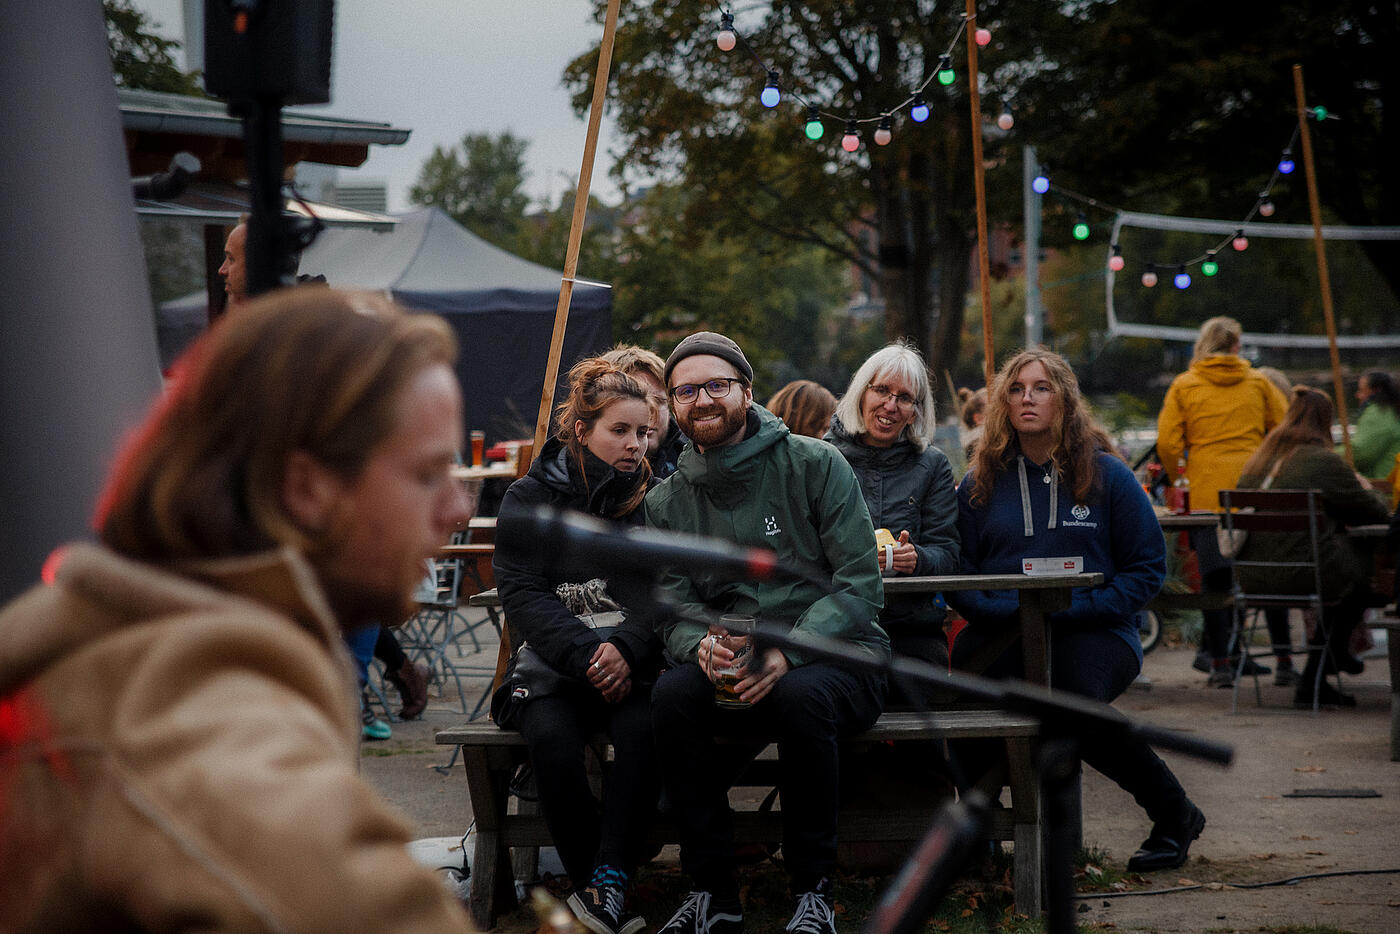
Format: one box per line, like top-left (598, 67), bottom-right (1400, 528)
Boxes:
top-left (827, 341), bottom-right (959, 698)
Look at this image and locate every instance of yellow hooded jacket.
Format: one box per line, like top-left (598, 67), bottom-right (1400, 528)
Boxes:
top-left (1156, 354), bottom-right (1288, 511)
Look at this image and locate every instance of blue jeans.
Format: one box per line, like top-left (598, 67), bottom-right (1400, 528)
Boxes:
top-left (651, 661), bottom-right (884, 898)
top-left (952, 624), bottom-right (1191, 826)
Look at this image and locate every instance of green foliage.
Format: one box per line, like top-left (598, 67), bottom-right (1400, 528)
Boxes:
top-left (104, 0), bottom-right (202, 95)
top-left (601, 182), bottom-right (850, 400)
top-left (566, 0), bottom-right (1023, 378)
top-left (409, 132), bottom-right (533, 249)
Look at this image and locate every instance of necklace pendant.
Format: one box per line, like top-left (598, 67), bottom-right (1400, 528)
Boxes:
top-left (1042, 473), bottom-right (1052, 484)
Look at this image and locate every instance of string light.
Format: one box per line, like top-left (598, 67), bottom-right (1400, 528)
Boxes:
top-left (974, 27), bottom-right (991, 46)
top-left (910, 94), bottom-right (930, 123)
top-left (803, 105), bottom-right (823, 140)
top-left (936, 54), bottom-right (955, 86)
top-left (996, 107), bottom-right (1014, 131)
top-left (1311, 105), bottom-right (1328, 121)
top-left (716, 11), bottom-right (736, 52)
top-left (760, 70), bottom-right (781, 108)
top-left (1036, 117), bottom-right (1321, 287)
top-left (841, 119), bottom-right (860, 152)
top-left (873, 115), bottom-right (893, 146)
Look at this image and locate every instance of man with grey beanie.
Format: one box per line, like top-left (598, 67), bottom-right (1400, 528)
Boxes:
top-left (646, 331), bottom-right (889, 934)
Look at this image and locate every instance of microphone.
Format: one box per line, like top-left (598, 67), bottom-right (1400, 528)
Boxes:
top-left (497, 505), bottom-right (783, 584)
top-left (131, 152), bottom-right (201, 200)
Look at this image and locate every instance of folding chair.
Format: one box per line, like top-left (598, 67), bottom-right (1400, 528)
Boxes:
top-left (1219, 488), bottom-right (1337, 713)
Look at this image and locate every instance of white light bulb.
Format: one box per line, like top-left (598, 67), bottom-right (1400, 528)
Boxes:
top-left (717, 29), bottom-right (736, 51)
top-left (996, 110), bottom-right (1014, 131)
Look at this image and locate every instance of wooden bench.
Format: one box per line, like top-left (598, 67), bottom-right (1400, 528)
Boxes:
top-left (436, 708), bottom-right (1043, 929)
top-left (441, 574), bottom-right (1103, 928)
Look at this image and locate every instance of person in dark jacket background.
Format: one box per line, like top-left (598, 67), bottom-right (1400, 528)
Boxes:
top-left (493, 357), bottom-right (662, 934)
top-left (827, 341), bottom-right (959, 689)
top-left (1237, 386), bottom-right (1390, 709)
top-left (954, 348), bottom-right (1204, 874)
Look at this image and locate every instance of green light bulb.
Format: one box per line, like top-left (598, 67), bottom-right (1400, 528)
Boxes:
top-left (937, 55), bottom-right (955, 86)
top-left (1072, 221), bottom-right (1090, 241)
top-left (1311, 105), bottom-right (1328, 121)
top-left (1202, 259), bottom-right (1219, 276)
top-left (805, 119), bottom-right (823, 140)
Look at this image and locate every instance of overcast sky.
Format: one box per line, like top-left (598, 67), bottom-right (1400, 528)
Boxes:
top-left (134, 0), bottom-right (623, 211)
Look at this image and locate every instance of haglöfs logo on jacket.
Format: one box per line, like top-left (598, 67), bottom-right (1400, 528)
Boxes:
top-left (764, 516), bottom-right (782, 536)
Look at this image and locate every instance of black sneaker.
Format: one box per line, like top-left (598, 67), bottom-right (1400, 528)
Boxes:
top-left (568, 884), bottom-right (644, 934)
top-left (786, 880), bottom-right (837, 934)
top-left (1294, 682), bottom-right (1357, 709)
top-left (656, 891), bottom-right (744, 934)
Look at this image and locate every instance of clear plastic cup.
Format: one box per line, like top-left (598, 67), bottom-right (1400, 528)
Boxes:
top-left (711, 615), bottom-right (755, 708)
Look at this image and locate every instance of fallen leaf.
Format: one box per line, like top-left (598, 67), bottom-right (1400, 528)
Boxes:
top-left (960, 908), bottom-right (974, 918)
top-left (1344, 830), bottom-right (1359, 835)
top-left (1084, 864), bottom-right (1104, 879)
top-left (1176, 878), bottom-right (1196, 886)
top-left (1294, 834), bottom-right (1319, 840)
top-left (1251, 853), bottom-right (1276, 860)
top-left (1294, 765), bottom-right (1326, 772)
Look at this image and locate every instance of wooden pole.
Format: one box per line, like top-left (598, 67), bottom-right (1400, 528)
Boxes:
top-left (1292, 64), bottom-right (1351, 462)
top-left (533, 0), bottom-right (622, 456)
top-left (965, 0), bottom-right (995, 385)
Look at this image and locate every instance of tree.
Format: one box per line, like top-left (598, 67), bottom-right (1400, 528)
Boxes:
top-left (566, 1), bottom-right (1037, 379)
top-left (566, 1), bottom-right (1397, 381)
top-left (993, 0), bottom-right (1398, 300)
top-left (104, 0), bottom-right (202, 95)
top-left (409, 132), bottom-right (533, 250)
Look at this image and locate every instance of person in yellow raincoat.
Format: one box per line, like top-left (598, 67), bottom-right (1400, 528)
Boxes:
top-left (1156, 316), bottom-right (1288, 687)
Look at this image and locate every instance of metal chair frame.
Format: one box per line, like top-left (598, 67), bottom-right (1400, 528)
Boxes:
top-left (1219, 488), bottom-right (1337, 713)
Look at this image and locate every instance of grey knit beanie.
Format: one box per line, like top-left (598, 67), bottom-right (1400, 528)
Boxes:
top-left (663, 331), bottom-right (754, 385)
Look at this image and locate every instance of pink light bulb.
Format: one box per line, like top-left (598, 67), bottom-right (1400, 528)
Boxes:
top-left (1109, 254), bottom-right (1125, 272)
top-left (975, 27), bottom-right (992, 46)
top-left (1232, 234), bottom-right (1249, 252)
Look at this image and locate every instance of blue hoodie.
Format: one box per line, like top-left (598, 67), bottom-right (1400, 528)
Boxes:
top-left (953, 450), bottom-right (1165, 662)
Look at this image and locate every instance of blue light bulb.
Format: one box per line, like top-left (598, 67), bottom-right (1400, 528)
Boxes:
top-left (1174, 266), bottom-right (1191, 289)
top-left (1031, 174), bottom-right (1049, 194)
top-left (1278, 149), bottom-right (1295, 174)
top-left (760, 70), bottom-right (781, 108)
top-left (910, 94), bottom-right (929, 123)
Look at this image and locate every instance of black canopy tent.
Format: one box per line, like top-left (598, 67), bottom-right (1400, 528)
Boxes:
top-left (159, 207), bottom-right (613, 445)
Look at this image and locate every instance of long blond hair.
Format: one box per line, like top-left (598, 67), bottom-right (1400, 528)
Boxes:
top-left (969, 349), bottom-right (1119, 507)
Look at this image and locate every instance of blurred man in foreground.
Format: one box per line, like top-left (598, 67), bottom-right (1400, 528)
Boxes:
top-left (0, 289), bottom-right (478, 931)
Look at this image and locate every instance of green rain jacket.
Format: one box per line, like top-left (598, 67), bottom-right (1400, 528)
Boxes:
top-left (644, 405), bottom-right (888, 667)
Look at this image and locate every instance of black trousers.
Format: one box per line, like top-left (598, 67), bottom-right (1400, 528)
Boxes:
top-left (516, 684), bottom-right (660, 888)
top-left (651, 661), bottom-right (884, 899)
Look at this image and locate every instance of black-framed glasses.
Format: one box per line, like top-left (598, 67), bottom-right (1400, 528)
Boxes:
top-left (670, 377), bottom-right (745, 405)
top-left (867, 383), bottom-right (918, 411)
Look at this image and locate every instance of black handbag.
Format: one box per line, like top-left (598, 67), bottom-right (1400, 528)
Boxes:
top-left (491, 578), bottom-right (625, 729)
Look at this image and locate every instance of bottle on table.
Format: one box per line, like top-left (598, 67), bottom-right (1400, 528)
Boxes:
top-left (1170, 456), bottom-right (1191, 514)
